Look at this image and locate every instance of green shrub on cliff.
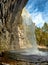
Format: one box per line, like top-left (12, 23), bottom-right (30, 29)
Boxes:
top-left (35, 22), bottom-right (48, 47)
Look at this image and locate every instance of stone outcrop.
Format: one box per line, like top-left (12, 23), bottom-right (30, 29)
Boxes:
top-left (0, 0), bottom-right (28, 51)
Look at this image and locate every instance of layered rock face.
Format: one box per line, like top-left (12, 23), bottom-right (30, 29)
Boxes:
top-left (0, 0), bottom-right (28, 51)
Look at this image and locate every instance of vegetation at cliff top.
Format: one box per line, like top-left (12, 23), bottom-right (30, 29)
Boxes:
top-left (35, 22), bottom-right (48, 47)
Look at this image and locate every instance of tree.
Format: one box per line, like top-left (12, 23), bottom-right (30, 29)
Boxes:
top-left (42, 22), bottom-right (48, 33)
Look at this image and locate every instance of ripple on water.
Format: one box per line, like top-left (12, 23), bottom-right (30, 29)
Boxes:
top-left (20, 48), bottom-right (48, 56)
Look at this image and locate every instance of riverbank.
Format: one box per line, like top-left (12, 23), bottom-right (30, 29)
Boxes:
top-left (38, 45), bottom-right (48, 51)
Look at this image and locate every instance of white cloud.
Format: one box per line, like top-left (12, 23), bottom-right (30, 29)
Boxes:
top-left (27, 4), bottom-right (32, 10)
top-left (26, 0), bottom-right (48, 27)
top-left (31, 12), bottom-right (45, 27)
top-left (42, 1), bottom-right (48, 22)
top-left (27, 4), bottom-right (33, 12)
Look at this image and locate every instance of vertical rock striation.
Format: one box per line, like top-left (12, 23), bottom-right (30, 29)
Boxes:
top-left (0, 0), bottom-right (28, 51)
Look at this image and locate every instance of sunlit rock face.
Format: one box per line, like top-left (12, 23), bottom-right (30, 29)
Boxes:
top-left (0, 7), bottom-right (36, 51)
top-left (0, 0), bottom-right (38, 52)
top-left (0, 0), bottom-right (28, 51)
top-left (0, 9), bottom-right (22, 51)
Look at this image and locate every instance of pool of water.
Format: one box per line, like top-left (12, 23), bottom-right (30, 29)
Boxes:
top-left (19, 48), bottom-right (48, 56)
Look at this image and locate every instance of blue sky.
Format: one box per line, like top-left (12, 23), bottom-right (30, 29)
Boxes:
top-left (25, 0), bottom-right (48, 27)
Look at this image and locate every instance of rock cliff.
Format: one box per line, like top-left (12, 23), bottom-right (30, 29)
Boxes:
top-left (0, 0), bottom-right (28, 51)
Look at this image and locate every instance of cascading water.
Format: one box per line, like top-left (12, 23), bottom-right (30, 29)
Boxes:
top-left (21, 8), bottom-right (47, 56)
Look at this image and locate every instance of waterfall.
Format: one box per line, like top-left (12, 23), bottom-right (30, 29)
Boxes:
top-left (22, 13), bottom-right (38, 50)
top-left (21, 8), bottom-right (46, 55)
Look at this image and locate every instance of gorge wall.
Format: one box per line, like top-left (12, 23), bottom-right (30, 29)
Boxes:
top-left (0, 0), bottom-right (28, 51)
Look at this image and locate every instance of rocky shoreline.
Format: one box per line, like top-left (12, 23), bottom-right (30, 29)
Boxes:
top-left (38, 46), bottom-right (48, 53)
top-left (1, 51), bottom-right (48, 61)
top-left (0, 51), bottom-right (48, 65)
